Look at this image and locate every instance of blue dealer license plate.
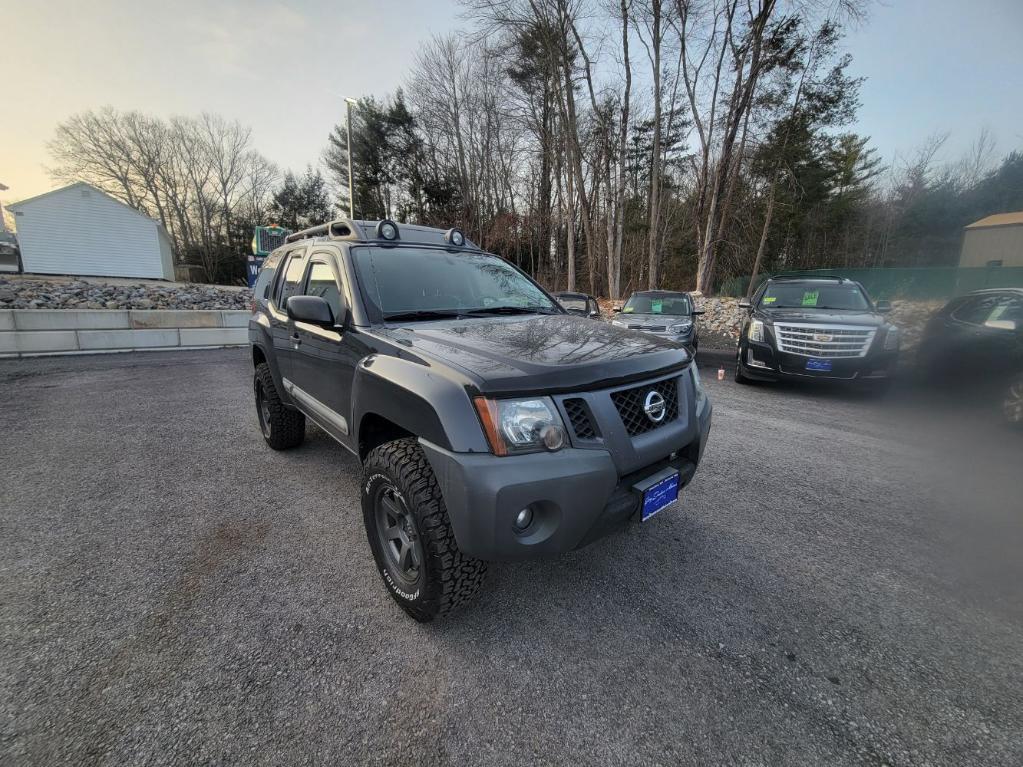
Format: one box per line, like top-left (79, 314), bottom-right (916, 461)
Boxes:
top-left (806, 358), bottom-right (832, 372)
top-left (641, 471), bottom-right (680, 521)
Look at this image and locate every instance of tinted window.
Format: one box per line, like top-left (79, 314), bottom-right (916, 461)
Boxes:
top-left (558, 295), bottom-right (589, 312)
top-left (954, 294), bottom-right (1023, 326)
top-left (352, 247), bottom-right (555, 317)
top-left (253, 253), bottom-right (282, 301)
top-left (304, 261), bottom-right (342, 321)
top-left (622, 293), bottom-right (691, 316)
top-left (759, 283), bottom-right (870, 311)
top-left (278, 252), bottom-right (307, 307)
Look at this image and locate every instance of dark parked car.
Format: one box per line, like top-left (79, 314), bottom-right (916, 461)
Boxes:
top-left (0, 231), bottom-right (20, 272)
top-left (249, 219), bottom-right (713, 621)
top-left (611, 290), bottom-right (703, 352)
top-left (734, 275), bottom-right (899, 390)
top-left (553, 291), bottom-right (601, 318)
top-left (918, 288), bottom-right (1023, 426)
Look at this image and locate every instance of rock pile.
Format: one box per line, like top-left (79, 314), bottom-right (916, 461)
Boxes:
top-left (0, 278), bottom-right (252, 311)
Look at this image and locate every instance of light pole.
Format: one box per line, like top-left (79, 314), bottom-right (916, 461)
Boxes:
top-left (0, 182), bottom-right (8, 233)
top-left (344, 98), bottom-right (358, 219)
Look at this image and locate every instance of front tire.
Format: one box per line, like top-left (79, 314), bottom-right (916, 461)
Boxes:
top-left (254, 362), bottom-right (305, 450)
top-left (734, 348), bottom-right (752, 384)
top-left (362, 438), bottom-right (487, 621)
top-left (1003, 373), bottom-right (1023, 427)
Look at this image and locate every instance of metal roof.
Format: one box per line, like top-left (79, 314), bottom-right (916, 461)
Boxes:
top-left (964, 211), bottom-right (1023, 229)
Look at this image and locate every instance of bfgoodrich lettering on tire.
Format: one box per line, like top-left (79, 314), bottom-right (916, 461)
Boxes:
top-left (361, 437), bottom-right (487, 621)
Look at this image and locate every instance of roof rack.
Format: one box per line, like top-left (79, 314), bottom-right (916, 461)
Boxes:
top-left (767, 272), bottom-right (848, 282)
top-left (281, 219), bottom-right (480, 251)
top-left (285, 219), bottom-right (360, 243)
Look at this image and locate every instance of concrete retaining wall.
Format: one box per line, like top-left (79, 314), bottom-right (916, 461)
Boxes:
top-left (0, 309), bottom-right (249, 357)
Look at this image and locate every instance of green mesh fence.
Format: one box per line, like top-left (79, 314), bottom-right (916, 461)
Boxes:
top-left (719, 266), bottom-right (1023, 300)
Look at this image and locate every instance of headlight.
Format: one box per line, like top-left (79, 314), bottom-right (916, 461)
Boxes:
top-left (749, 319), bottom-right (764, 342)
top-left (611, 319), bottom-right (628, 328)
top-left (669, 319), bottom-right (693, 334)
top-left (473, 396), bottom-right (566, 456)
top-left (884, 326), bottom-right (900, 351)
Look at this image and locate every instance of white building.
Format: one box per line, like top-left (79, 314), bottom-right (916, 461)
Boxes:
top-left (8, 182), bottom-right (175, 280)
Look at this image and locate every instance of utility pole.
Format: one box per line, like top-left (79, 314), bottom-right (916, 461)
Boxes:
top-left (0, 182), bottom-right (8, 232)
top-left (345, 98), bottom-right (358, 219)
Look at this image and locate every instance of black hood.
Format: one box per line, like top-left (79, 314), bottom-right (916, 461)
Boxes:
top-left (377, 314), bottom-right (689, 395)
top-left (758, 307), bottom-right (887, 327)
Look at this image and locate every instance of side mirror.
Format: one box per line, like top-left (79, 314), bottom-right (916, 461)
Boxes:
top-left (287, 295), bottom-right (335, 327)
top-left (985, 318), bottom-right (1018, 332)
top-left (589, 310), bottom-right (600, 318)
top-left (691, 309), bottom-right (705, 316)
top-left (738, 300), bottom-right (752, 310)
top-left (612, 306), bottom-right (622, 313)
top-left (875, 300), bottom-right (892, 313)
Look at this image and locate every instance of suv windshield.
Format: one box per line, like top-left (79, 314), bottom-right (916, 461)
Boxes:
top-left (759, 283), bottom-right (871, 311)
top-left (353, 246), bottom-right (558, 320)
top-left (622, 293), bottom-right (691, 316)
top-left (558, 296), bottom-right (588, 312)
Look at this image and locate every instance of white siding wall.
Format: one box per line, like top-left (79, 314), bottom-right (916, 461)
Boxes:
top-left (12, 185), bottom-right (172, 279)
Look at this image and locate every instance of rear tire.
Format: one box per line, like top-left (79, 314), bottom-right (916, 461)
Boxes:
top-left (254, 363), bottom-right (305, 450)
top-left (362, 438), bottom-right (487, 621)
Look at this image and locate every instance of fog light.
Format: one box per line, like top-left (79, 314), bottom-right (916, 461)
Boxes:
top-left (514, 507), bottom-right (533, 531)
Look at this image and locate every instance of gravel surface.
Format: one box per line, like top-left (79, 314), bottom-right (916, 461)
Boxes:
top-left (1, 349), bottom-right (1020, 765)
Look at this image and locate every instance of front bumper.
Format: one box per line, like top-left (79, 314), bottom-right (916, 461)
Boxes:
top-left (740, 340), bottom-right (898, 382)
top-left (420, 395), bottom-right (712, 561)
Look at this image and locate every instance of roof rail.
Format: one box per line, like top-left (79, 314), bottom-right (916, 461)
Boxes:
top-left (285, 218), bottom-right (360, 244)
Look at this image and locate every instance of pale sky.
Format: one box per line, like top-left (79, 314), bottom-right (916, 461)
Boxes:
top-left (1, 0), bottom-right (1021, 205)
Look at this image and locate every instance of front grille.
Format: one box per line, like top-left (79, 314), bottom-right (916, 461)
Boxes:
top-left (610, 377), bottom-right (679, 436)
top-left (774, 323), bottom-right (876, 358)
top-left (563, 397), bottom-right (598, 440)
top-left (628, 324), bottom-right (667, 332)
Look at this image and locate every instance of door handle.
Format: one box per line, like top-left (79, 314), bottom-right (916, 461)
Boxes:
top-left (291, 333), bottom-right (301, 345)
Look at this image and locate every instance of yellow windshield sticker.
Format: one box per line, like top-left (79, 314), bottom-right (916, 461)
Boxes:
top-left (763, 296), bottom-right (777, 304)
top-left (802, 291), bottom-right (819, 307)
top-left (622, 306), bottom-right (634, 313)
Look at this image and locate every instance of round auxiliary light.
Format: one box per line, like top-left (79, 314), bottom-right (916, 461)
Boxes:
top-left (376, 220), bottom-right (399, 241)
top-left (540, 424), bottom-right (564, 451)
top-left (513, 507), bottom-right (533, 531)
top-left (445, 228), bottom-right (466, 247)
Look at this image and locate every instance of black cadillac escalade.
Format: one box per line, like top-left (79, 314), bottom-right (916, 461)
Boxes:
top-left (734, 275), bottom-right (900, 389)
top-left (249, 219), bottom-right (713, 621)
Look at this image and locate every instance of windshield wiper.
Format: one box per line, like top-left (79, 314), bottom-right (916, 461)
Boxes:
top-left (382, 309), bottom-right (465, 322)
top-left (463, 305), bottom-right (559, 316)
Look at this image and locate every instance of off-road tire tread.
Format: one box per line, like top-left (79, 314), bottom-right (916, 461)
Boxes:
top-left (254, 363), bottom-right (305, 450)
top-left (364, 438), bottom-right (487, 621)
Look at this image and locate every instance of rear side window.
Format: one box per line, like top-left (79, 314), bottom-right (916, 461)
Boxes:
top-left (253, 253), bottom-right (282, 301)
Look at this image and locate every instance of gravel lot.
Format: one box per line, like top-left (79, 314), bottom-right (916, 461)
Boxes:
top-left (1, 349), bottom-right (1021, 765)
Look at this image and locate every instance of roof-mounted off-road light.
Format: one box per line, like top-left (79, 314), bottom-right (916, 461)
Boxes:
top-left (445, 228), bottom-right (466, 247)
top-left (376, 220), bottom-right (400, 241)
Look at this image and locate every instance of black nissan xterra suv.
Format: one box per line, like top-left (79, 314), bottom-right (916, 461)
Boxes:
top-left (249, 219), bottom-right (713, 621)
top-left (734, 275), bottom-right (900, 390)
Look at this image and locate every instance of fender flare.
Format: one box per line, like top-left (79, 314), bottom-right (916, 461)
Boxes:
top-left (351, 354), bottom-right (490, 456)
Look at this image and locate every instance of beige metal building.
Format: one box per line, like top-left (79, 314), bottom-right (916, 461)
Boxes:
top-left (960, 211), bottom-right (1023, 267)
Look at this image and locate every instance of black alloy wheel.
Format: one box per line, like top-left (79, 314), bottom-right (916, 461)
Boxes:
top-left (373, 483), bottom-right (425, 590)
